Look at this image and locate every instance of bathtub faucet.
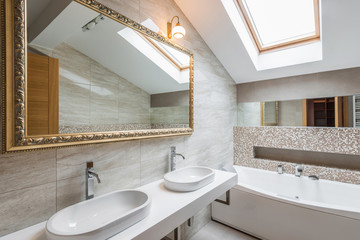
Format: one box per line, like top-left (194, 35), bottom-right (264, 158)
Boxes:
top-left (277, 165), bottom-right (284, 174)
top-left (309, 175), bottom-right (319, 180)
top-left (295, 164), bottom-right (303, 177)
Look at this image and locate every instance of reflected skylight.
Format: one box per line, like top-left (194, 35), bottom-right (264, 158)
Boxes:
top-left (145, 37), bottom-right (190, 69)
top-left (237, 0), bottom-right (319, 51)
top-left (117, 18), bottom-right (190, 84)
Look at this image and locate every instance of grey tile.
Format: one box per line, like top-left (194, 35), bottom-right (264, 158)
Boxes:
top-left (140, 157), bottom-right (168, 185)
top-left (56, 141), bottom-right (141, 180)
top-left (56, 175), bottom-right (85, 211)
top-left (53, 43), bottom-right (91, 85)
top-left (0, 182), bottom-right (56, 237)
top-left (0, 150), bottom-right (56, 194)
top-left (95, 163), bottom-right (141, 195)
top-left (59, 77), bottom-right (91, 126)
top-left (140, 136), bottom-right (186, 163)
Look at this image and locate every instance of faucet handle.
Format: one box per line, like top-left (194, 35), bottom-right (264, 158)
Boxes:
top-left (86, 161), bottom-right (93, 169)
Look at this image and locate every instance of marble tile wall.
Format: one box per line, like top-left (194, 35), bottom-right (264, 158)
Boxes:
top-left (234, 127), bottom-right (360, 184)
top-left (0, 0), bottom-right (237, 238)
top-left (51, 42), bottom-right (151, 131)
top-left (150, 106), bottom-right (189, 125)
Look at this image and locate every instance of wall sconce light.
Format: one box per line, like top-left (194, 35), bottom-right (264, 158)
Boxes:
top-left (167, 16), bottom-right (186, 39)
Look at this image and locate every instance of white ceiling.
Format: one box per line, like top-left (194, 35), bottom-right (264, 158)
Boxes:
top-left (175, 0), bottom-right (360, 84)
top-left (29, 1), bottom-right (188, 94)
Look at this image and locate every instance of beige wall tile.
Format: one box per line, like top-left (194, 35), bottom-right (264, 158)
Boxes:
top-left (0, 183), bottom-right (56, 237)
top-left (56, 176), bottom-right (85, 211)
top-left (0, 150), bottom-right (56, 194)
top-left (95, 163), bottom-right (141, 195)
top-left (57, 141), bottom-right (141, 180)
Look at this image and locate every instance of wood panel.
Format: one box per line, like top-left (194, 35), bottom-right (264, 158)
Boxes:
top-left (343, 97), bottom-right (349, 127)
top-left (48, 58), bottom-right (59, 134)
top-left (335, 96), bottom-right (343, 127)
top-left (27, 53), bottom-right (59, 136)
top-left (302, 99), bottom-right (307, 126)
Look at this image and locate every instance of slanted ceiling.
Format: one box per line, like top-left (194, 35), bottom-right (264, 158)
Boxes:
top-left (175, 0), bottom-right (360, 83)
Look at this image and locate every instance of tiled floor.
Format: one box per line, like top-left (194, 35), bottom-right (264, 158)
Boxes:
top-left (189, 221), bottom-right (259, 240)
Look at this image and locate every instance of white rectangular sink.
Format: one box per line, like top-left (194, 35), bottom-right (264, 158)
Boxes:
top-left (45, 190), bottom-right (151, 240)
top-left (164, 166), bottom-right (215, 192)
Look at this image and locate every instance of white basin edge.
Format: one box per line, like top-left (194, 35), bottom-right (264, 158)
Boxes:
top-left (164, 166), bottom-right (215, 184)
top-left (46, 189), bottom-right (151, 237)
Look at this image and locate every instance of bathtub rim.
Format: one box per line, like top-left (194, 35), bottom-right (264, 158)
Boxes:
top-left (233, 165), bottom-right (360, 220)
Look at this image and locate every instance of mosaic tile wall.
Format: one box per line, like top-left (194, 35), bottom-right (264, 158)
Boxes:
top-left (234, 126), bottom-right (360, 184)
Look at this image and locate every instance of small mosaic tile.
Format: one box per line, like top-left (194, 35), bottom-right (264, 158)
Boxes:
top-left (234, 126), bottom-right (360, 185)
top-left (59, 124), bottom-right (152, 133)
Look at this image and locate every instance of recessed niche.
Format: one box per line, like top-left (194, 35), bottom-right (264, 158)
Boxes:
top-left (254, 146), bottom-right (360, 171)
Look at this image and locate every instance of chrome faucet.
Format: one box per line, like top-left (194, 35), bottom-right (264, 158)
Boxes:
top-left (309, 175), bottom-right (319, 180)
top-left (295, 164), bottom-right (303, 177)
top-left (277, 165), bottom-right (284, 174)
top-left (86, 161), bottom-right (101, 200)
top-left (169, 146), bottom-right (185, 172)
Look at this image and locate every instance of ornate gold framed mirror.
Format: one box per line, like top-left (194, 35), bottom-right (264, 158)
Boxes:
top-left (1, 0), bottom-right (193, 152)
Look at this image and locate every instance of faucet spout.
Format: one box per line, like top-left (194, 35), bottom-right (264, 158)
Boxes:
top-left (88, 170), bottom-right (101, 183)
top-left (169, 146), bottom-right (185, 172)
top-left (86, 161), bottom-right (101, 200)
top-left (176, 153), bottom-right (185, 160)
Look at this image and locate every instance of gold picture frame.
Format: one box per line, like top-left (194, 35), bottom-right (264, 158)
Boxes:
top-left (1, 0), bottom-right (194, 152)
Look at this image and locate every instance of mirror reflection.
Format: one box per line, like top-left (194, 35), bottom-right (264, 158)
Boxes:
top-left (26, 0), bottom-right (190, 136)
top-left (238, 95), bottom-right (360, 128)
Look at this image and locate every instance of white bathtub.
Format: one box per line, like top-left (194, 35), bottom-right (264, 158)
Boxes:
top-left (212, 166), bottom-right (360, 240)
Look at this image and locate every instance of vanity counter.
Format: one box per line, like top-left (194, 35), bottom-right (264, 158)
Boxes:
top-left (1, 169), bottom-right (237, 240)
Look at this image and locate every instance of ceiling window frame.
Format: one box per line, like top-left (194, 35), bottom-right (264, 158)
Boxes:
top-left (142, 35), bottom-right (190, 71)
top-left (235, 0), bottom-right (320, 53)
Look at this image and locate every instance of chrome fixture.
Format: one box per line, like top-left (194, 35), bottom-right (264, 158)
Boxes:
top-left (309, 175), bottom-right (319, 180)
top-left (295, 164), bottom-right (303, 177)
top-left (86, 161), bottom-right (101, 200)
top-left (169, 146), bottom-right (185, 172)
top-left (278, 165), bottom-right (284, 174)
top-left (82, 14), bottom-right (105, 32)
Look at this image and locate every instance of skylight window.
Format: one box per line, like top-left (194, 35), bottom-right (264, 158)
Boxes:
top-left (236, 0), bottom-right (320, 52)
top-left (144, 36), bottom-right (190, 70)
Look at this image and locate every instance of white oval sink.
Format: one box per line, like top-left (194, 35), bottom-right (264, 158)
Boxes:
top-left (46, 190), bottom-right (151, 240)
top-left (164, 166), bottom-right (215, 192)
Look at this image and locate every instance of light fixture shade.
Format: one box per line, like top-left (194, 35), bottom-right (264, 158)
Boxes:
top-left (172, 24), bottom-right (186, 39)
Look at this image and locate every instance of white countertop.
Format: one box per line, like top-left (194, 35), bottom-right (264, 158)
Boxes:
top-left (1, 169), bottom-right (237, 240)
